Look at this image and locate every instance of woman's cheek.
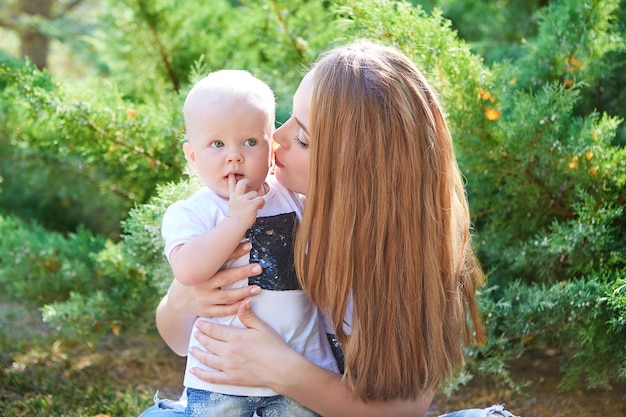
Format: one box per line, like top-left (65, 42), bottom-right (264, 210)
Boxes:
top-left (292, 154), bottom-right (309, 195)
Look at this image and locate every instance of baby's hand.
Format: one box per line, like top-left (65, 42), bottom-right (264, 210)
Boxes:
top-left (227, 174), bottom-right (265, 229)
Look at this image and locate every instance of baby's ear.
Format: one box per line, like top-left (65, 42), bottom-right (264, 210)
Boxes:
top-left (182, 142), bottom-right (197, 170)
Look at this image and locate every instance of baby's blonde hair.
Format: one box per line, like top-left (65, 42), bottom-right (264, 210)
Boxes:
top-left (183, 69), bottom-right (275, 127)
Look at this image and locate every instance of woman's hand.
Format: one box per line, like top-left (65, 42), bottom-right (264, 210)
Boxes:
top-left (187, 256), bottom-right (263, 319)
top-left (156, 242), bottom-right (262, 356)
top-left (188, 298), bottom-right (294, 390)
top-left (187, 300), bottom-right (433, 417)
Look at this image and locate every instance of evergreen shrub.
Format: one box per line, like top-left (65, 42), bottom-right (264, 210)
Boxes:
top-left (473, 272), bottom-right (626, 391)
top-left (41, 172), bottom-right (202, 337)
top-left (96, 0), bottom-right (342, 122)
top-left (0, 51), bottom-right (186, 237)
top-left (0, 214), bottom-right (105, 304)
top-left (456, 0), bottom-right (626, 285)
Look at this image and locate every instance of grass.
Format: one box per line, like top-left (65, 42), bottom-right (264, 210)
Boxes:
top-left (2, 298), bottom-right (624, 417)
top-left (0, 299), bottom-right (185, 417)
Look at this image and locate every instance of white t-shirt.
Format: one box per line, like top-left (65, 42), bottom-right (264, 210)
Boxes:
top-left (162, 175), bottom-right (339, 396)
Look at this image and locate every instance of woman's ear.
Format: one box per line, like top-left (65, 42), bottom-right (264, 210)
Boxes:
top-left (182, 142), bottom-right (198, 171)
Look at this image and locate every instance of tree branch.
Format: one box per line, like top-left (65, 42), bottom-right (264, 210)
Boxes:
top-left (59, 0), bottom-right (85, 14)
top-left (268, 0), bottom-right (306, 60)
top-left (135, 0), bottom-right (180, 92)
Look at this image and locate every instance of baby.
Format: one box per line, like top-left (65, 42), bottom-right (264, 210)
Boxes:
top-left (161, 70), bottom-right (338, 417)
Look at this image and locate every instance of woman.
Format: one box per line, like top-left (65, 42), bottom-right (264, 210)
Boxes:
top-left (141, 40), bottom-right (517, 417)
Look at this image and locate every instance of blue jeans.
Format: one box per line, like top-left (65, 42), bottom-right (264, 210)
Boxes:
top-left (138, 391), bottom-right (519, 417)
top-left (439, 405), bottom-right (518, 417)
top-left (185, 388), bottom-right (319, 417)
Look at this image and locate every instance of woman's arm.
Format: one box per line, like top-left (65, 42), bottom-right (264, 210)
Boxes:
top-left (275, 346), bottom-right (433, 417)
top-left (155, 279), bottom-right (198, 356)
top-left (190, 301), bottom-right (434, 417)
top-left (156, 243), bottom-right (262, 356)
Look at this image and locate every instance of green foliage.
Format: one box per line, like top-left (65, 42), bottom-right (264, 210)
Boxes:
top-left (449, 0), bottom-right (626, 285)
top-left (438, 0), bottom-right (626, 145)
top-left (0, 1), bottom-right (345, 237)
top-left (472, 81), bottom-right (625, 282)
top-left (42, 172), bottom-right (202, 337)
top-left (94, 0), bottom-right (341, 121)
top-left (333, 0), bottom-right (490, 134)
top-left (432, 0), bottom-right (626, 390)
top-left (0, 191), bottom-right (179, 338)
top-left (514, 0), bottom-right (623, 90)
top-left (472, 272), bottom-right (626, 391)
top-left (436, 0), bottom-right (543, 63)
top-left (42, 234), bottom-right (161, 338)
top-left (0, 214), bottom-right (105, 304)
top-left (0, 51), bottom-right (186, 236)
top-left (509, 190), bottom-right (624, 282)
top-left (559, 275), bottom-right (626, 390)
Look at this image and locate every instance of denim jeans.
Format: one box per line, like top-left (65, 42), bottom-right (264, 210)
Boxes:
top-left (184, 388), bottom-right (319, 417)
top-left (439, 404), bottom-right (519, 417)
top-left (138, 391), bottom-right (519, 417)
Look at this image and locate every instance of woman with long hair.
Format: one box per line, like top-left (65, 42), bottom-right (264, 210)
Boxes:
top-left (141, 40), bottom-right (516, 417)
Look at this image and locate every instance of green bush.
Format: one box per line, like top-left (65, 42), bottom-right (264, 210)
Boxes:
top-left (473, 272), bottom-right (626, 391)
top-left (438, 0), bottom-right (626, 145)
top-left (0, 51), bottom-right (186, 237)
top-left (454, 0), bottom-right (626, 285)
top-left (0, 1), bottom-right (345, 237)
top-left (0, 214), bottom-right (105, 304)
top-left (436, 0), bottom-right (543, 63)
top-left (95, 0), bottom-right (342, 121)
top-left (0, 181), bottom-right (189, 338)
top-left (509, 190), bottom-right (624, 282)
top-left (42, 172), bottom-right (202, 337)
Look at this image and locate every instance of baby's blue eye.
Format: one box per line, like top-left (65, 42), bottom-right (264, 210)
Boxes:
top-left (244, 138), bottom-right (258, 146)
top-left (210, 141), bottom-right (224, 148)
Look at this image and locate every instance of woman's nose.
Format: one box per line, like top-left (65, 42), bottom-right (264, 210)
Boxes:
top-left (273, 124), bottom-right (289, 148)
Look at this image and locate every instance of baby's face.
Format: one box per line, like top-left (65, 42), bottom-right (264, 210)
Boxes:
top-left (183, 100), bottom-right (272, 198)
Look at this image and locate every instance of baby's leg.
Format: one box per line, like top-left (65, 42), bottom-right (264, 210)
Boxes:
top-left (185, 388), bottom-right (257, 417)
top-left (256, 394), bottom-right (320, 417)
top-left (438, 404), bottom-right (519, 417)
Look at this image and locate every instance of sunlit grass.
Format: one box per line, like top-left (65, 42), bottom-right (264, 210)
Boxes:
top-left (0, 298), bottom-right (184, 417)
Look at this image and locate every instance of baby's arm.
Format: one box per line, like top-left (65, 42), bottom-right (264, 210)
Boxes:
top-left (169, 176), bottom-right (265, 286)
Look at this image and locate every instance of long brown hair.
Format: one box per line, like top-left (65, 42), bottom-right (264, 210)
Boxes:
top-left (295, 40), bottom-right (486, 401)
